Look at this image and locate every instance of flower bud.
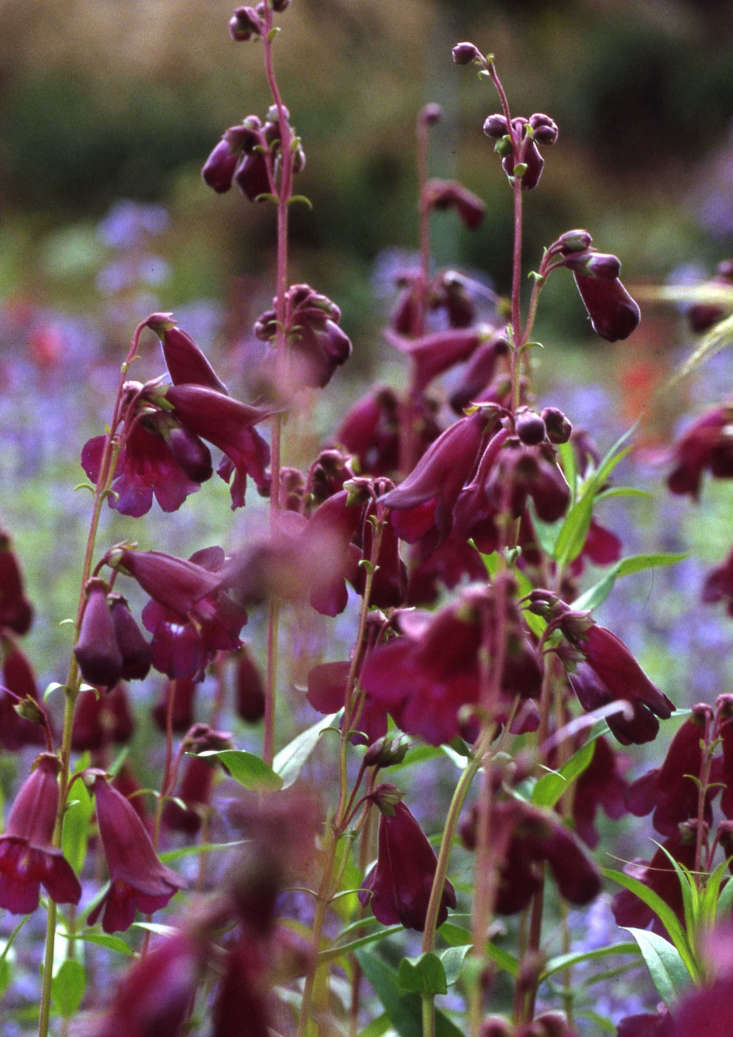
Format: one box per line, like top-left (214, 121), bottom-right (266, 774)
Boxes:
top-left (483, 113), bottom-right (508, 139)
top-left (272, 0), bottom-right (291, 10)
top-left (516, 409), bottom-right (546, 445)
top-left (420, 102), bottom-right (443, 125)
top-left (529, 112), bottom-right (559, 145)
top-left (364, 735), bottom-right (409, 769)
top-left (564, 251), bottom-right (621, 280)
top-left (541, 407), bottom-right (573, 444)
top-left (370, 782), bottom-right (404, 815)
top-left (228, 6), bottom-right (263, 41)
top-left (452, 41), bottom-right (484, 66)
top-left (549, 229), bottom-right (593, 255)
top-left (74, 579), bottom-right (123, 688)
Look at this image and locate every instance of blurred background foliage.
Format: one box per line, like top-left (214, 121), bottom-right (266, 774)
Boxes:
top-left (0, 0), bottom-right (731, 686)
top-left (1, 0), bottom-right (732, 340)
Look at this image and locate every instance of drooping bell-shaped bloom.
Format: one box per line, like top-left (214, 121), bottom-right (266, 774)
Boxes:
top-left (572, 267), bottom-right (641, 341)
top-left (0, 529), bottom-right (33, 635)
top-left (702, 547), bottom-right (733, 616)
top-left (109, 595), bottom-right (152, 681)
top-left (162, 756), bottom-right (216, 835)
top-left (152, 676), bottom-right (199, 733)
top-left (94, 928), bottom-right (205, 1037)
top-left (88, 776), bottom-right (185, 933)
top-left (74, 578), bottom-right (123, 688)
top-left (71, 683), bottom-right (135, 752)
top-left (626, 706), bottom-right (712, 836)
top-left (562, 621), bottom-right (674, 743)
top-left (145, 313), bottom-right (228, 393)
top-left (0, 753), bottom-right (81, 914)
top-left (666, 404), bottom-right (733, 499)
top-left (569, 735), bottom-right (629, 848)
top-left (0, 641), bottom-right (45, 750)
top-left (234, 645), bottom-right (265, 723)
top-left (81, 414), bottom-right (212, 519)
top-left (119, 547), bottom-right (246, 681)
top-left (359, 798), bottom-right (456, 931)
top-left (164, 384), bottom-right (271, 508)
top-left (424, 178), bottom-right (486, 229)
top-left (254, 283), bottom-right (352, 390)
top-left (306, 659), bottom-right (388, 746)
top-left (386, 325), bottom-right (490, 395)
top-left (460, 799), bottom-right (601, 915)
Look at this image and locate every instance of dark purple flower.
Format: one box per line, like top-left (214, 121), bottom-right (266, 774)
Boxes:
top-left (570, 736), bottom-right (629, 848)
top-left (572, 270), bottom-right (641, 341)
top-left (359, 799), bottom-right (456, 931)
top-left (145, 313), bottom-right (228, 393)
top-left (616, 1009), bottom-right (675, 1037)
top-left (94, 929), bottom-right (204, 1037)
top-left (612, 828), bottom-right (696, 935)
top-left (564, 622), bottom-right (674, 743)
top-left (163, 756), bottom-right (216, 834)
top-left (212, 941), bottom-right (271, 1037)
top-left (306, 660), bottom-right (388, 745)
top-left (88, 776), bottom-right (184, 933)
top-left (666, 404), bottom-right (733, 498)
top-left (109, 595), bottom-right (152, 680)
top-left (152, 676), bottom-right (199, 732)
top-left (74, 578), bottom-right (123, 688)
top-left (686, 259), bottom-right (733, 333)
top-left (0, 529), bottom-right (33, 635)
top-left (0, 754), bottom-right (81, 914)
top-left (71, 683), bottom-right (135, 752)
top-left (702, 547), bottom-right (733, 616)
top-left (254, 283), bottom-right (352, 390)
top-left (626, 707), bottom-right (711, 836)
top-left (424, 178), bottom-right (486, 229)
top-left (123, 547), bottom-right (247, 681)
top-left (81, 416), bottom-right (211, 518)
top-left (381, 409), bottom-right (489, 543)
top-left (0, 641), bottom-right (45, 750)
top-left (460, 799), bottom-right (601, 914)
top-left (387, 325), bottom-right (491, 394)
top-left (235, 644), bottom-right (265, 723)
top-left (164, 384), bottom-right (271, 508)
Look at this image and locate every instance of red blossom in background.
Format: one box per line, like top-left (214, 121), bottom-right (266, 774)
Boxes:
top-left (0, 530), bottom-right (33, 636)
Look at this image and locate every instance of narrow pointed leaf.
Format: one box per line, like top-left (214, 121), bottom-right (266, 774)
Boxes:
top-left (622, 927), bottom-right (691, 1005)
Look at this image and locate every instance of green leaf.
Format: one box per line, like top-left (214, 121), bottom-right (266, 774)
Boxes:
top-left (700, 859), bottom-right (731, 927)
top-left (0, 958), bottom-right (10, 999)
top-left (594, 486), bottom-right (654, 502)
top-left (73, 931), bottom-right (134, 956)
top-left (716, 875), bottom-right (733, 920)
top-left (360, 1014), bottom-right (391, 1037)
top-left (440, 944), bottom-right (472, 986)
top-left (622, 927), bottom-right (691, 1005)
top-left (62, 778), bottom-right (93, 875)
top-left (532, 738), bottom-right (596, 808)
top-left (319, 925), bottom-right (405, 963)
top-left (554, 426), bottom-right (636, 567)
top-left (355, 949), bottom-right (463, 1037)
top-left (51, 959), bottom-right (85, 1018)
top-left (571, 552), bottom-right (689, 612)
top-left (198, 749), bottom-right (282, 790)
top-left (158, 839), bottom-right (247, 863)
top-left (273, 710), bottom-right (342, 788)
top-left (668, 312), bottom-right (733, 388)
top-left (557, 439), bottom-right (578, 502)
top-left (601, 868), bottom-right (698, 982)
top-left (398, 952), bottom-right (447, 995)
top-left (541, 942), bottom-right (639, 981)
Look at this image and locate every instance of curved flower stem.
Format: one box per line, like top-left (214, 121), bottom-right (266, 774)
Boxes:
top-left (37, 324), bottom-right (147, 1037)
top-left (421, 743), bottom-right (487, 1037)
top-left (261, 10), bottom-right (295, 766)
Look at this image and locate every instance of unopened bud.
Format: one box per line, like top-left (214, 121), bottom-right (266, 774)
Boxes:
top-left (272, 0), bottom-right (291, 10)
top-left (483, 113), bottom-right (509, 139)
top-left (370, 782), bottom-right (403, 816)
top-left (452, 41), bottom-right (484, 66)
top-left (14, 696), bottom-right (45, 726)
top-left (549, 229), bottom-right (593, 255)
top-left (364, 735), bottom-right (409, 769)
top-left (541, 407), bottom-right (572, 444)
top-left (228, 6), bottom-right (263, 40)
top-left (421, 102), bottom-right (443, 126)
top-left (529, 113), bottom-right (559, 145)
top-left (516, 410), bottom-right (546, 445)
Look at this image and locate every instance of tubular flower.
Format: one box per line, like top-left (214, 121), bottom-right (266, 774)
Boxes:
top-left (0, 529), bottom-right (33, 635)
top-left (359, 798), bottom-right (456, 931)
top-left (666, 403), bottom-right (733, 498)
top-left (88, 776), bottom-right (184, 933)
top-left (424, 178), bottom-right (486, 229)
top-left (74, 578), bottom-right (124, 688)
top-left (0, 754), bottom-right (81, 914)
top-left (144, 313), bottom-right (228, 393)
top-left (0, 641), bottom-right (45, 750)
top-left (164, 384), bottom-right (271, 508)
top-left (71, 683), bottom-right (135, 752)
top-left (460, 799), bottom-right (601, 915)
top-left (254, 283), bottom-right (352, 390)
